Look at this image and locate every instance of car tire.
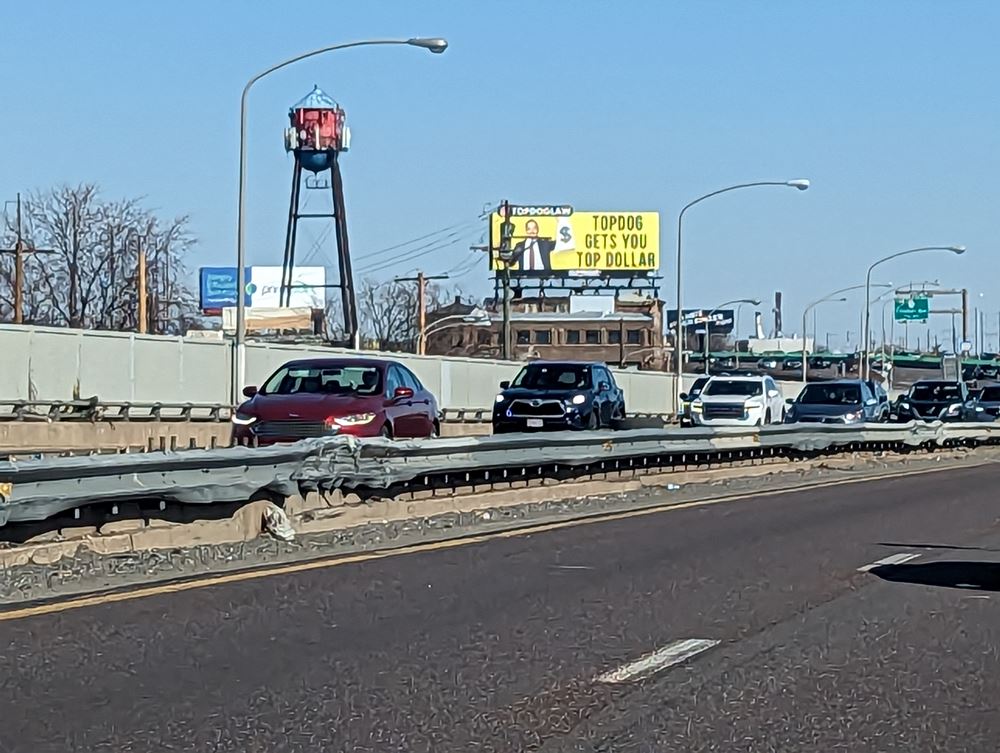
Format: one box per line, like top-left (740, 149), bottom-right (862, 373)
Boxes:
top-left (764, 410), bottom-right (772, 425)
top-left (430, 421), bottom-right (440, 438)
top-left (379, 423), bottom-right (392, 439)
top-left (587, 410), bottom-right (600, 430)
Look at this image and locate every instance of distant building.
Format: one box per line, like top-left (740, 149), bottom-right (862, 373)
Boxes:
top-left (425, 293), bottom-right (666, 369)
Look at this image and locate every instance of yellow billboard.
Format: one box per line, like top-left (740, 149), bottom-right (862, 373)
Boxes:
top-left (489, 207), bottom-right (660, 275)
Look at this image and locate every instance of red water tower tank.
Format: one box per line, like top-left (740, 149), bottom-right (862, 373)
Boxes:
top-left (284, 85), bottom-right (350, 172)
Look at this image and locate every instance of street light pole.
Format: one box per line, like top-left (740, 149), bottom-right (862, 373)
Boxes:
top-left (233, 37), bottom-right (447, 403)
top-left (801, 283), bottom-right (891, 383)
top-left (699, 298), bottom-right (760, 375)
top-left (674, 180), bottom-right (808, 410)
top-left (862, 245), bottom-right (965, 380)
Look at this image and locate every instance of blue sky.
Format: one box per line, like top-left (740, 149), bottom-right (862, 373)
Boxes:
top-left (2, 0), bottom-right (998, 349)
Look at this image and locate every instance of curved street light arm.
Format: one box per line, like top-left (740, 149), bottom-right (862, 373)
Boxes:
top-left (674, 180), bottom-right (809, 407)
top-left (233, 37), bottom-right (447, 402)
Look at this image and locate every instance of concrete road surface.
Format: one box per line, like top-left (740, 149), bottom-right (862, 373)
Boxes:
top-left (2, 464), bottom-right (1000, 751)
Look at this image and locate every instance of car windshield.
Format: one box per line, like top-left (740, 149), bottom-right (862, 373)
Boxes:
top-left (910, 383), bottom-right (962, 401)
top-left (262, 365), bottom-right (382, 396)
top-left (703, 379), bottom-right (763, 397)
top-left (798, 384), bottom-right (862, 405)
top-left (511, 364), bottom-right (592, 390)
top-left (979, 386), bottom-right (1000, 401)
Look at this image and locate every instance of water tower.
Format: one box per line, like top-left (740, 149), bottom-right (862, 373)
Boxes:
top-left (281, 85), bottom-right (357, 345)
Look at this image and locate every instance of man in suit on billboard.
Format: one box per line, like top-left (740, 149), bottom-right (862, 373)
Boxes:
top-left (513, 219), bottom-right (556, 272)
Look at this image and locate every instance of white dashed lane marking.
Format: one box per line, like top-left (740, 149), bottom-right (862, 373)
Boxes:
top-left (857, 552), bottom-right (921, 572)
top-left (595, 638), bottom-right (721, 684)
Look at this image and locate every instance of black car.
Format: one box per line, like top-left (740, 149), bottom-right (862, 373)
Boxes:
top-left (892, 380), bottom-right (979, 422)
top-left (679, 376), bottom-right (711, 427)
top-left (493, 361), bottom-right (626, 433)
top-left (972, 382), bottom-right (1000, 419)
top-left (784, 379), bottom-right (887, 424)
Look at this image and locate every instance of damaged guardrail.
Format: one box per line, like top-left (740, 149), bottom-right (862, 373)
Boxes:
top-left (0, 421), bottom-right (997, 527)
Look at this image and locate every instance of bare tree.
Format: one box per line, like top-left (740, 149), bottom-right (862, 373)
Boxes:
top-left (0, 184), bottom-right (198, 332)
top-left (357, 278), bottom-right (418, 351)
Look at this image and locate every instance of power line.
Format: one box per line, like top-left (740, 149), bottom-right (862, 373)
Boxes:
top-left (354, 228), bottom-right (481, 275)
top-left (356, 218), bottom-right (481, 263)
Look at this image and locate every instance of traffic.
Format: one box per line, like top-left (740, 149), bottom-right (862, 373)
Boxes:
top-left (231, 356), bottom-right (1000, 443)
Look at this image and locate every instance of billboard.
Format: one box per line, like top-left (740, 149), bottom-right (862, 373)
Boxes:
top-left (489, 206), bottom-right (659, 276)
top-left (199, 266), bottom-right (326, 313)
top-left (665, 309), bottom-right (736, 335)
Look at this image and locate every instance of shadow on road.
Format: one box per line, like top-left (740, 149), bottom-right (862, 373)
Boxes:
top-left (875, 542), bottom-right (1000, 552)
top-left (871, 560), bottom-right (1000, 592)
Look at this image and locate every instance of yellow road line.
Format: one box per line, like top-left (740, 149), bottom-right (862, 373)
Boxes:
top-left (0, 460), bottom-right (989, 623)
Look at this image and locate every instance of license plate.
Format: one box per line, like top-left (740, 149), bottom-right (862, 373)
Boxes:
top-left (526, 418), bottom-right (544, 428)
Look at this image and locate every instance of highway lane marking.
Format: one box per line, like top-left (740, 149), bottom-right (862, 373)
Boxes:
top-left (857, 552), bottom-right (921, 572)
top-left (0, 460), bottom-right (990, 624)
top-left (595, 639), bottom-right (721, 684)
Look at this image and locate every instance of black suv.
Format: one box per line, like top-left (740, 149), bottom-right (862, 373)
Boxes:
top-left (493, 361), bottom-right (626, 433)
top-left (784, 379), bottom-right (888, 424)
top-left (892, 380), bottom-right (979, 422)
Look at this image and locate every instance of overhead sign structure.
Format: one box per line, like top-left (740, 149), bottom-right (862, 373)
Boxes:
top-left (489, 206), bottom-right (659, 276)
top-left (666, 309), bottom-right (736, 335)
top-left (199, 266), bottom-right (327, 314)
top-left (894, 296), bottom-right (929, 322)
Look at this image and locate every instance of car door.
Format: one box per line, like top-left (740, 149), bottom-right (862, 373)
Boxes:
top-left (764, 377), bottom-right (782, 422)
top-left (384, 365), bottom-right (418, 438)
top-left (605, 367), bottom-right (625, 418)
top-left (595, 366), bottom-right (616, 424)
top-left (400, 365), bottom-right (436, 436)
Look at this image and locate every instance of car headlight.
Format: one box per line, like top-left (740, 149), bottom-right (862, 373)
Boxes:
top-left (843, 411), bottom-right (861, 422)
top-left (570, 394), bottom-right (587, 405)
top-left (495, 393), bottom-right (506, 404)
top-left (744, 399), bottom-right (762, 409)
top-left (898, 402), bottom-right (910, 411)
top-left (231, 412), bottom-right (257, 426)
top-left (975, 406), bottom-right (985, 412)
top-left (330, 412), bottom-right (377, 426)
top-left (691, 401), bottom-right (703, 412)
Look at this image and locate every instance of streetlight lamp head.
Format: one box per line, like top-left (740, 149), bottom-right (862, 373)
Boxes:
top-left (949, 245), bottom-right (966, 254)
top-left (749, 299), bottom-right (762, 306)
top-left (408, 37), bottom-right (448, 53)
top-left (786, 179), bottom-right (810, 191)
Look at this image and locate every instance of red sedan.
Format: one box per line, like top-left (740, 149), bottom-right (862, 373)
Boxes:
top-left (231, 358), bottom-right (440, 445)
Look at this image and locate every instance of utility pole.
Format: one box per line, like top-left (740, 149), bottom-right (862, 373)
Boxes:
top-left (394, 271), bottom-right (449, 354)
top-left (1, 194), bottom-right (54, 324)
top-left (961, 288), bottom-right (969, 343)
top-left (137, 242), bottom-right (148, 334)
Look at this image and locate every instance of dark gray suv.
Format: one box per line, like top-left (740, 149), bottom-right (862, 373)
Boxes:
top-left (784, 380), bottom-right (887, 424)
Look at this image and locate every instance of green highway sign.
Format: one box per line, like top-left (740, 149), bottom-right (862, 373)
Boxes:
top-left (895, 296), bottom-right (929, 322)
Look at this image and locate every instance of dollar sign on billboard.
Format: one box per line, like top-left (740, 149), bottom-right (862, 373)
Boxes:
top-left (559, 226), bottom-right (572, 244)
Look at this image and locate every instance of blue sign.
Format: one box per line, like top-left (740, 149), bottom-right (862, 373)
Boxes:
top-left (199, 267), bottom-right (243, 310)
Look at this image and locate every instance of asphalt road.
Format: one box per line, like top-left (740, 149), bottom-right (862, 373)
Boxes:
top-left (2, 463), bottom-right (1000, 751)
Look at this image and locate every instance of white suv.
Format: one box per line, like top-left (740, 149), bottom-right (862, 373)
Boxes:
top-left (689, 375), bottom-right (785, 427)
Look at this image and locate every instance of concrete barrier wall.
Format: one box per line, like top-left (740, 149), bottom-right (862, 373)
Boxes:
top-left (0, 325), bottom-right (808, 414)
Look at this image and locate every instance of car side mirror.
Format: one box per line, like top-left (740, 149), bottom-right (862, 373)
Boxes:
top-left (679, 392), bottom-right (688, 401)
top-left (242, 385), bottom-right (258, 398)
top-left (393, 386), bottom-right (414, 400)
top-left (785, 397), bottom-right (795, 405)
top-left (599, 381), bottom-right (610, 392)
top-left (499, 380), bottom-right (510, 390)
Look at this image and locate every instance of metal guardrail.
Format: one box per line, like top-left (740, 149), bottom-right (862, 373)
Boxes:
top-left (0, 402), bottom-right (665, 426)
top-left (0, 399), bottom-right (232, 422)
top-left (0, 421), bottom-right (997, 527)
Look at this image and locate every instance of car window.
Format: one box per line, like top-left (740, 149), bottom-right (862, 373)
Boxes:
top-left (399, 366), bottom-right (423, 392)
top-left (703, 379), bottom-right (763, 397)
top-left (690, 377), bottom-right (710, 396)
top-left (979, 386), bottom-right (1000, 401)
top-left (511, 364), bottom-right (592, 390)
top-left (385, 366), bottom-right (404, 395)
top-left (798, 383), bottom-right (862, 405)
top-left (910, 383), bottom-right (962, 401)
top-left (262, 364), bottom-right (382, 396)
